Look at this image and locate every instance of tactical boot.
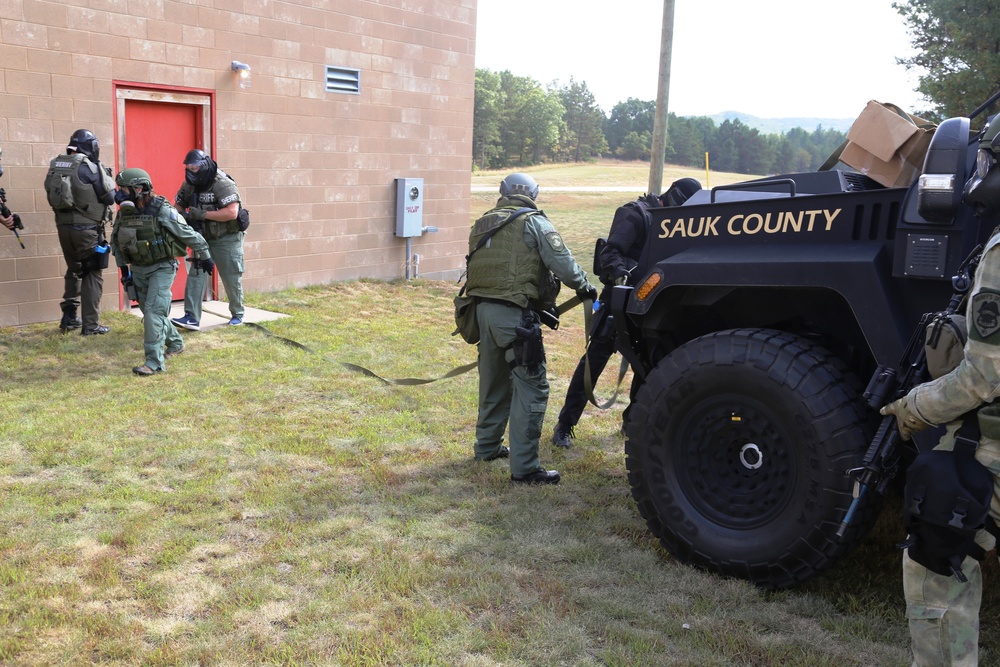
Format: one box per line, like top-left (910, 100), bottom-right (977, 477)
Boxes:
top-left (551, 423), bottom-right (574, 448)
top-left (81, 325), bottom-right (109, 336)
top-left (59, 307), bottom-right (82, 332)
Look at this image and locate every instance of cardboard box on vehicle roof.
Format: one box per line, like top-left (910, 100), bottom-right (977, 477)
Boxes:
top-left (840, 100), bottom-right (936, 188)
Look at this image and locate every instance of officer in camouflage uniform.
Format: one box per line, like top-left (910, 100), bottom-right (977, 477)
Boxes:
top-left (883, 115), bottom-right (1000, 666)
top-left (44, 130), bottom-right (117, 335)
top-left (170, 149), bottom-right (245, 330)
top-left (467, 173), bottom-right (596, 484)
top-left (110, 168), bottom-right (211, 376)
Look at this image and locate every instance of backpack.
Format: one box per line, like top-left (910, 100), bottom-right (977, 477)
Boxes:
top-left (45, 171), bottom-right (75, 211)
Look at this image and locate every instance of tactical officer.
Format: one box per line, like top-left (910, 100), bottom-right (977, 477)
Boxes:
top-left (44, 129), bottom-right (116, 334)
top-left (551, 178), bottom-right (701, 448)
top-left (110, 168), bottom-right (212, 376)
top-left (467, 173), bottom-right (596, 484)
top-left (170, 149), bottom-right (246, 330)
top-left (882, 114), bottom-right (1000, 666)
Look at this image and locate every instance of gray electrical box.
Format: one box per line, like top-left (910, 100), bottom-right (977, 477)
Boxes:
top-left (395, 178), bottom-right (424, 237)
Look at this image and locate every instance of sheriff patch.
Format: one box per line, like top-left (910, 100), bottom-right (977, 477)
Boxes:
top-left (545, 232), bottom-right (565, 251)
top-left (971, 290), bottom-right (1000, 341)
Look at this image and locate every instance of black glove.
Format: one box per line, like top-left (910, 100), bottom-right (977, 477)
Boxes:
top-left (576, 286), bottom-right (598, 303)
top-left (197, 258), bottom-right (215, 274)
top-left (119, 265), bottom-right (130, 282)
top-left (186, 207), bottom-right (206, 222)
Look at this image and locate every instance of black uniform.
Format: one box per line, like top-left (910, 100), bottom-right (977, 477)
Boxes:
top-left (552, 194), bottom-right (658, 443)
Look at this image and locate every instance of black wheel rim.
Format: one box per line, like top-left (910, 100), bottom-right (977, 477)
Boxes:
top-left (670, 393), bottom-right (796, 529)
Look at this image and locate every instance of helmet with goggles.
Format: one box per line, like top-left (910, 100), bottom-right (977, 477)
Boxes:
top-left (963, 114), bottom-right (1000, 219)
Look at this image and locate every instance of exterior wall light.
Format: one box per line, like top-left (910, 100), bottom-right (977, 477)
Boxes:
top-left (231, 61), bottom-right (252, 90)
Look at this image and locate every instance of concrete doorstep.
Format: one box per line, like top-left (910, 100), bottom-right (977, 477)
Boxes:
top-left (125, 300), bottom-right (289, 332)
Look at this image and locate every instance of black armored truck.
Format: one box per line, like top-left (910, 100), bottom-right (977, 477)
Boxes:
top-left (610, 98), bottom-right (1000, 589)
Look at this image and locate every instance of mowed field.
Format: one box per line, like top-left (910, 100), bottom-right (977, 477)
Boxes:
top-left (1, 160), bottom-right (998, 665)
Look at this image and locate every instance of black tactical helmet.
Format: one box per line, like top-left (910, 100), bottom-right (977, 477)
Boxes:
top-left (499, 172), bottom-right (539, 200)
top-left (662, 178), bottom-right (702, 206)
top-left (116, 167), bottom-right (153, 192)
top-left (963, 115), bottom-right (1000, 219)
top-left (68, 129), bottom-right (100, 162)
top-left (183, 148), bottom-right (217, 188)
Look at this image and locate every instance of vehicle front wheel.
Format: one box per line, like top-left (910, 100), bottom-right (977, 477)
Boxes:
top-left (625, 328), bottom-right (880, 589)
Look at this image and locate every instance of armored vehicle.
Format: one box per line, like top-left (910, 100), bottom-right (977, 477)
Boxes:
top-left (610, 100), bottom-right (1000, 589)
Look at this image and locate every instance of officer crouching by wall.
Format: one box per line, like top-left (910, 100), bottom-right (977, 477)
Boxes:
top-left (110, 168), bottom-right (212, 376)
top-left (466, 173), bottom-right (596, 484)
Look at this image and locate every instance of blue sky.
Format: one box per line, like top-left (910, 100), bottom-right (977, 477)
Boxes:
top-left (475, 0), bottom-right (926, 120)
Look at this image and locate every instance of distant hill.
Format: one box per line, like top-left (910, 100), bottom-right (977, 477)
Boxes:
top-left (696, 111), bottom-right (855, 135)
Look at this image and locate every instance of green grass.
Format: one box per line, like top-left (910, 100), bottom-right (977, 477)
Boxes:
top-left (0, 162), bottom-right (993, 665)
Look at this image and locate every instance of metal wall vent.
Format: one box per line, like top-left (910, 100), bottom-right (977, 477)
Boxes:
top-left (326, 66), bottom-right (360, 94)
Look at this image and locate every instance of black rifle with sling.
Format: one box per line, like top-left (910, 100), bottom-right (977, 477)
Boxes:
top-left (836, 244), bottom-right (983, 540)
top-left (0, 188), bottom-right (24, 249)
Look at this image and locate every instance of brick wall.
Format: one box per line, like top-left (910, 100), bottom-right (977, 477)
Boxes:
top-left (0, 0), bottom-right (475, 326)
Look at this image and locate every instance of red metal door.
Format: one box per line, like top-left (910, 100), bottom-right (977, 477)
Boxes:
top-left (123, 99), bottom-right (202, 300)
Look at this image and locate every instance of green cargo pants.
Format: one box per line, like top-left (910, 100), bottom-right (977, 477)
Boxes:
top-left (474, 301), bottom-right (548, 476)
top-left (184, 231), bottom-right (245, 321)
top-left (133, 260), bottom-right (183, 372)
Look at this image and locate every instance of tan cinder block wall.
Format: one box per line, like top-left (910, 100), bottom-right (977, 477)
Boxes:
top-left (0, 0), bottom-right (475, 326)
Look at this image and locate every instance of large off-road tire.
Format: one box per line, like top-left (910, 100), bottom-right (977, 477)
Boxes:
top-left (625, 328), bottom-right (880, 589)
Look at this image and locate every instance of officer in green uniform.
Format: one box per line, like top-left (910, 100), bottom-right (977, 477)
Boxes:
top-left (44, 130), bottom-right (116, 334)
top-left (170, 149), bottom-right (246, 330)
top-left (109, 168), bottom-right (211, 376)
top-left (883, 114), bottom-right (1000, 666)
top-left (467, 173), bottom-right (596, 484)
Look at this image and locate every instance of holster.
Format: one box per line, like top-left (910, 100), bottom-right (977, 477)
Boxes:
top-left (513, 310), bottom-right (545, 371)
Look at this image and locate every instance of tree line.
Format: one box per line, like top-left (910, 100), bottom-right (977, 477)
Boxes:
top-left (473, 68), bottom-right (848, 175)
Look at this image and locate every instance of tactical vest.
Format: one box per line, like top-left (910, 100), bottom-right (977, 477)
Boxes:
top-left (46, 153), bottom-right (114, 224)
top-left (114, 197), bottom-right (187, 266)
top-left (177, 171), bottom-right (241, 239)
top-left (466, 207), bottom-right (542, 308)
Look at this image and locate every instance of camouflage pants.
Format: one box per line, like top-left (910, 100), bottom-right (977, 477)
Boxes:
top-left (904, 420), bottom-right (1000, 666)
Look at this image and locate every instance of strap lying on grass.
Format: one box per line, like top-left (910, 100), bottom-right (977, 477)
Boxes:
top-left (203, 298), bottom-right (627, 397)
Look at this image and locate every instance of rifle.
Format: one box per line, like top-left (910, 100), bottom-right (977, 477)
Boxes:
top-left (835, 245), bottom-right (982, 540)
top-left (0, 188), bottom-right (24, 249)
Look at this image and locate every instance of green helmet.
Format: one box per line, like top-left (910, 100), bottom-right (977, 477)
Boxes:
top-left (116, 167), bottom-right (153, 191)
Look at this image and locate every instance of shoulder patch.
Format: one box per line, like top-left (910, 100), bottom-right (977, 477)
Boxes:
top-left (971, 289), bottom-right (1000, 341)
top-left (544, 231), bottom-right (565, 252)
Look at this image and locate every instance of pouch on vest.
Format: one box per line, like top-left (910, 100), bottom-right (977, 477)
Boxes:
top-left (45, 171), bottom-right (75, 211)
top-left (925, 312), bottom-right (967, 379)
top-left (593, 237), bottom-right (607, 276)
top-left (901, 432), bottom-right (994, 582)
top-left (237, 206), bottom-right (250, 232)
top-left (536, 270), bottom-right (561, 312)
top-left (452, 288), bottom-right (479, 345)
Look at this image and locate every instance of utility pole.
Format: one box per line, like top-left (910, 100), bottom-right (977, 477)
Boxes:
top-left (648, 0), bottom-right (675, 196)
